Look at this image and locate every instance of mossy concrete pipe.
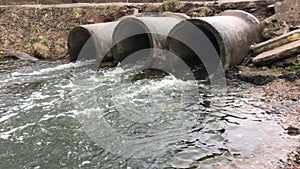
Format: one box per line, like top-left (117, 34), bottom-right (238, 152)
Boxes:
top-left (68, 21), bottom-right (120, 62)
top-left (167, 10), bottom-right (263, 71)
top-left (112, 15), bottom-right (189, 63)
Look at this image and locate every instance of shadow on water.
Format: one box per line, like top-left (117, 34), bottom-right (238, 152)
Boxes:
top-left (0, 60), bottom-right (298, 168)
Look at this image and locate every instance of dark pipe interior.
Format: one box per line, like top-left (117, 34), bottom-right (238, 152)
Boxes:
top-left (69, 28), bottom-right (118, 62)
top-left (113, 22), bottom-right (151, 62)
top-left (68, 29), bottom-right (95, 62)
top-left (197, 26), bottom-right (220, 56)
top-left (169, 27), bottom-right (220, 66)
top-left (168, 26), bottom-right (220, 79)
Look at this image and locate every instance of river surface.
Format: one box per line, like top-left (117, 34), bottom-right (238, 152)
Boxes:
top-left (0, 60), bottom-right (298, 169)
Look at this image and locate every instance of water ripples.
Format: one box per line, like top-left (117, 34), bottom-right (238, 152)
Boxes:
top-left (0, 60), bottom-right (297, 168)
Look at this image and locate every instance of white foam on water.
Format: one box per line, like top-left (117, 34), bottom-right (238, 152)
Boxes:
top-left (0, 123), bottom-right (35, 139)
top-left (11, 60), bottom-right (94, 77)
top-left (80, 161), bottom-right (92, 166)
top-left (31, 91), bottom-right (51, 100)
top-left (138, 76), bottom-right (196, 93)
top-left (0, 113), bottom-right (18, 123)
top-left (38, 112), bottom-right (76, 122)
top-left (103, 67), bottom-right (126, 77)
top-left (72, 108), bottom-right (104, 117)
top-left (111, 75), bottom-right (198, 106)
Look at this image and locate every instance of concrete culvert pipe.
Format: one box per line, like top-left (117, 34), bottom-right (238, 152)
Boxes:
top-left (68, 21), bottom-right (120, 62)
top-left (167, 10), bottom-right (263, 71)
top-left (112, 16), bottom-right (188, 64)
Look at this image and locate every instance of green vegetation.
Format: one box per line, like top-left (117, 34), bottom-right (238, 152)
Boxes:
top-left (104, 4), bottom-right (115, 11)
top-left (20, 48), bottom-right (26, 52)
top-left (30, 25), bottom-right (41, 35)
top-left (96, 5), bottom-right (116, 15)
top-left (0, 53), bottom-right (3, 60)
top-left (72, 8), bottom-right (81, 18)
top-left (271, 67), bottom-right (284, 71)
top-left (22, 18), bottom-right (29, 27)
top-left (46, 11), bottom-right (53, 20)
top-left (160, 0), bottom-right (181, 11)
top-left (34, 49), bottom-right (45, 56)
top-left (40, 38), bottom-right (49, 46)
top-left (286, 62), bottom-right (300, 71)
top-left (272, 62), bottom-right (300, 71)
top-left (192, 6), bottom-right (210, 17)
top-left (55, 42), bottom-right (65, 48)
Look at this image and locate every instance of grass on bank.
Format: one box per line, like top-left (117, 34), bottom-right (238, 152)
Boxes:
top-left (286, 62), bottom-right (300, 71)
top-left (159, 0), bottom-right (181, 11)
top-left (272, 62), bottom-right (300, 71)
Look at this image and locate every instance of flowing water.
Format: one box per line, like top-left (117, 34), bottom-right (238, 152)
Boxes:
top-left (0, 60), bottom-right (298, 169)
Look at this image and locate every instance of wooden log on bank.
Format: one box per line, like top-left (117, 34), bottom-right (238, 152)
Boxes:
top-left (251, 29), bottom-right (300, 55)
top-left (252, 40), bottom-right (300, 66)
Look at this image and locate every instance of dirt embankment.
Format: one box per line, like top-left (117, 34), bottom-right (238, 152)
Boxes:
top-left (0, 4), bottom-right (129, 60)
top-left (0, 0), bottom-right (277, 60)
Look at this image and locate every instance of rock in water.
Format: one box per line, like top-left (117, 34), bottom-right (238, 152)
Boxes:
top-left (0, 49), bottom-right (39, 61)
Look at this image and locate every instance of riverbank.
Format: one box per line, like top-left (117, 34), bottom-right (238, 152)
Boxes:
top-left (0, 0), bottom-right (276, 60)
top-left (233, 77), bottom-right (300, 169)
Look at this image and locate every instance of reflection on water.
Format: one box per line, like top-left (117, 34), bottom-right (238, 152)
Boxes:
top-left (0, 60), bottom-right (298, 168)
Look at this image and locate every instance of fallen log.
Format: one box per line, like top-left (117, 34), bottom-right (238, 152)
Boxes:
top-left (251, 29), bottom-right (300, 55)
top-left (252, 40), bottom-right (300, 66)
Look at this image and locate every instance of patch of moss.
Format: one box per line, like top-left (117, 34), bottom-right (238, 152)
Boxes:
top-left (286, 62), bottom-right (300, 71)
top-left (115, 44), bottom-right (125, 56)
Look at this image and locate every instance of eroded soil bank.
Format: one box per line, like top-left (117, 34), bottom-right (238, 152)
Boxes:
top-left (0, 1), bottom-right (277, 60)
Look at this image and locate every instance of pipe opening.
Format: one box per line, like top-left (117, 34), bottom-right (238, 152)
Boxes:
top-left (167, 37), bottom-right (207, 79)
top-left (197, 26), bottom-right (220, 56)
top-left (113, 21), bottom-right (151, 63)
top-left (68, 28), bottom-right (95, 62)
top-left (68, 27), bottom-right (117, 63)
top-left (168, 26), bottom-right (220, 79)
